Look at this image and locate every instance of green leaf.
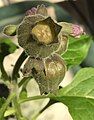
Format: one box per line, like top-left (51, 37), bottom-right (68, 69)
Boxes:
top-left (0, 92), bottom-right (15, 120)
top-left (19, 90), bottom-right (27, 100)
top-left (4, 107), bottom-right (15, 117)
top-left (19, 77), bottom-right (31, 100)
top-left (62, 35), bottom-right (92, 68)
top-left (0, 37), bottom-right (17, 79)
top-left (53, 68), bottom-right (94, 120)
top-left (0, 37), bottom-right (17, 60)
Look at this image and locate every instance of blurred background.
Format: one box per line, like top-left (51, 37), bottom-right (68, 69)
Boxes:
top-left (0, 0), bottom-right (63, 6)
top-left (0, 0), bottom-right (94, 120)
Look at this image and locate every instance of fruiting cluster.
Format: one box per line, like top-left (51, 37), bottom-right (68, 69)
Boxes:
top-left (3, 4), bottom-right (84, 94)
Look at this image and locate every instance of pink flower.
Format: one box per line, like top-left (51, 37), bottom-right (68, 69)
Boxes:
top-left (26, 7), bottom-right (37, 16)
top-left (71, 25), bottom-right (84, 38)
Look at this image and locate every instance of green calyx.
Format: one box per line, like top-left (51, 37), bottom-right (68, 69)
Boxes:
top-left (22, 54), bottom-right (66, 94)
top-left (59, 22), bottom-right (73, 35)
top-left (17, 15), bottom-right (68, 58)
top-left (17, 4), bottom-right (68, 94)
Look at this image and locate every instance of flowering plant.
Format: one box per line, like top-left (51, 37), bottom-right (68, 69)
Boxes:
top-left (0, 4), bottom-right (92, 120)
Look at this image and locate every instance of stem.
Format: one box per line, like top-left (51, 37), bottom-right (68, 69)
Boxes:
top-left (13, 96), bottom-right (23, 120)
top-left (11, 81), bottom-right (22, 120)
top-left (19, 95), bottom-right (50, 104)
top-left (12, 81), bottom-right (28, 120)
top-left (12, 51), bottom-right (27, 81)
top-left (4, 95), bottom-right (56, 118)
top-left (0, 59), bottom-right (9, 80)
top-left (0, 92), bottom-right (15, 120)
top-left (18, 77), bottom-right (31, 88)
top-left (11, 50), bottom-right (28, 119)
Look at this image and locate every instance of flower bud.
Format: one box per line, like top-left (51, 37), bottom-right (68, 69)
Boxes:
top-left (71, 24), bottom-right (84, 38)
top-left (3, 25), bottom-right (17, 36)
top-left (59, 22), bottom-right (84, 38)
top-left (36, 4), bottom-right (48, 16)
top-left (25, 7), bottom-right (37, 16)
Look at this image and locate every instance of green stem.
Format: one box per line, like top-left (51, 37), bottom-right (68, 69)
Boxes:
top-left (12, 81), bottom-right (28, 120)
top-left (12, 51), bottom-right (27, 81)
top-left (4, 96), bottom-right (56, 119)
top-left (19, 95), bottom-right (51, 104)
top-left (0, 92), bottom-right (15, 120)
top-left (13, 96), bottom-right (23, 120)
top-left (18, 77), bottom-right (31, 88)
top-left (0, 59), bottom-right (9, 80)
top-left (12, 81), bottom-right (22, 119)
top-left (11, 50), bottom-right (28, 119)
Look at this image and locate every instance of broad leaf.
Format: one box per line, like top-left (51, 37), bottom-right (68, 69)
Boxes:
top-left (53, 68), bottom-right (94, 120)
top-left (62, 35), bottom-right (92, 68)
top-left (17, 68), bottom-right (94, 120)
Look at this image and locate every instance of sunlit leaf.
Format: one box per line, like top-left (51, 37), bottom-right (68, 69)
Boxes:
top-left (62, 35), bottom-right (92, 68)
top-left (53, 68), bottom-right (94, 120)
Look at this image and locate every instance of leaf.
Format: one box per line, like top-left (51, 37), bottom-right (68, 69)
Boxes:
top-left (0, 37), bottom-right (17, 79)
top-left (17, 68), bottom-right (94, 120)
top-left (19, 90), bottom-right (27, 100)
top-left (4, 107), bottom-right (15, 117)
top-left (0, 92), bottom-right (15, 120)
top-left (62, 35), bottom-right (92, 68)
top-left (53, 68), bottom-right (94, 120)
top-left (0, 37), bottom-right (17, 60)
top-left (19, 77), bottom-right (31, 100)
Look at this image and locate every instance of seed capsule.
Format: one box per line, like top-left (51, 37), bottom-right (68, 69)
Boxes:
top-left (23, 54), bottom-right (66, 94)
